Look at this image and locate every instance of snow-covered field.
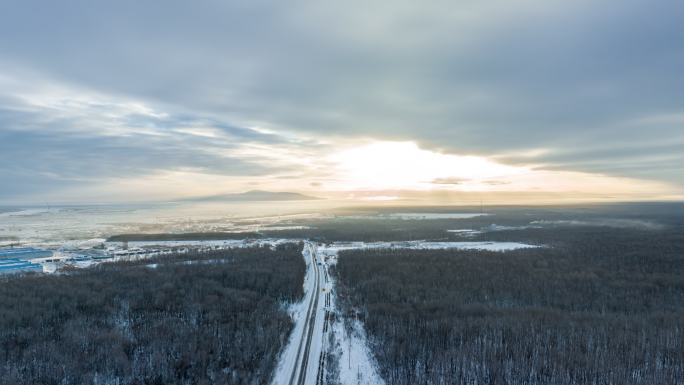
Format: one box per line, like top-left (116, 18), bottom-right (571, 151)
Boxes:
top-left (0, 202), bottom-right (326, 249)
top-left (384, 212), bottom-right (489, 220)
top-left (17, 238), bottom-right (302, 274)
top-left (317, 240), bottom-right (539, 256)
top-left (113, 238), bottom-right (296, 249)
top-left (447, 229), bottom-right (482, 237)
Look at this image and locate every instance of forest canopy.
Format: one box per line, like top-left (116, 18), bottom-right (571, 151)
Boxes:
top-left (335, 227), bottom-right (684, 385)
top-left (0, 243), bottom-right (306, 385)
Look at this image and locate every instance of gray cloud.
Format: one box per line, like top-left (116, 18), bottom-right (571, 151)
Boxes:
top-left (0, 88), bottom-right (295, 201)
top-left (0, 128), bottom-right (269, 180)
top-left (0, 0), bottom-right (683, 201)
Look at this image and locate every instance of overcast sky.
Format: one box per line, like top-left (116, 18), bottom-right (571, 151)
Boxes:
top-left (1, 0), bottom-right (683, 204)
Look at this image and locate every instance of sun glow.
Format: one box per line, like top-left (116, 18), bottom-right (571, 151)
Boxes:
top-left (324, 141), bottom-right (677, 199)
top-left (328, 141), bottom-right (527, 190)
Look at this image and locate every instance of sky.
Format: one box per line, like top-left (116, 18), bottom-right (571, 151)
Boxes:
top-left (1, 0), bottom-right (683, 204)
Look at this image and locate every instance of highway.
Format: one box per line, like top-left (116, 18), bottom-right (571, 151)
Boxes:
top-left (282, 242), bottom-right (328, 385)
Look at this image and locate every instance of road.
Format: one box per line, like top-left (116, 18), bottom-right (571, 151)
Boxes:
top-left (271, 241), bottom-right (328, 385)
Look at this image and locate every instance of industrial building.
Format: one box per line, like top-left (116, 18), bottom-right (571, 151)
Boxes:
top-left (0, 247), bottom-right (53, 259)
top-left (0, 247), bottom-right (52, 274)
top-left (0, 258), bottom-right (42, 274)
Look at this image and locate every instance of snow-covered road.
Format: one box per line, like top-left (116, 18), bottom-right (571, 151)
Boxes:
top-left (272, 242), bottom-right (385, 385)
top-left (271, 241), bottom-right (328, 385)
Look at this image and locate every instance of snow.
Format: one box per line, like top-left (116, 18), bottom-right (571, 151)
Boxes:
top-left (72, 260), bottom-right (97, 269)
top-left (121, 239), bottom-right (248, 248)
top-left (21, 238), bottom-right (302, 274)
top-left (302, 240), bottom-right (543, 385)
top-left (441, 241), bottom-right (539, 251)
top-left (145, 259), bottom-right (232, 269)
top-left (384, 213), bottom-right (489, 220)
top-left (271, 242), bottom-right (388, 385)
top-left (109, 238), bottom-right (299, 249)
top-left (56, 238), bottom-right (108, 250)
top-left (0, 207), bottom-right (63, 218)
top-left (447, 229), bottom-right (482, 237)
top-left (485, 224), bottom-right (542, 231)
top-left (270, 242), bottom-right (318, 385)
top-left (0, 202), bottom-right (327, 250)
top-left (3, 224), bottom-right (539, 384)
top-left (318, 240), bottom-right (539, 254)
top-left (262, 225), bottom-right (311, 231)
top-left (328, 275), bottom-right (385, 385)
top-left (332, 318), bottom-right (385, 385)
top-left (302, 279), bottom-right (326, 385)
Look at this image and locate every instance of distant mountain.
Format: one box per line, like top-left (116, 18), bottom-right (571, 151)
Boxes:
top-left (185, 190), bottom-right (321, 202)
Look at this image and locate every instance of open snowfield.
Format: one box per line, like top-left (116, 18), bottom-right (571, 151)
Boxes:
top-left (317, 241), bottom-right (539, 256)
top-left (0, 202), bottom-right (327, 249)
top-left (384, 212), bottom-right (490, 220)
top-left (114, 238), bottom-right (297, 249)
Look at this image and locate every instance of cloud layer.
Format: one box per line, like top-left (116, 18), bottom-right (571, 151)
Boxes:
top-left (0, 0), bottom-right (682, 202)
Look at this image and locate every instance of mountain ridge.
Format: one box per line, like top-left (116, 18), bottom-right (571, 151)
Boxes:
top-left (183, 190), bottom-right (321, 202)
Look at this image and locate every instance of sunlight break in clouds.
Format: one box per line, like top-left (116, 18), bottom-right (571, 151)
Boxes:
top-left (324, 141), bottom-right (676, 198)
top-left (328, 141), bottom-right (524, 190)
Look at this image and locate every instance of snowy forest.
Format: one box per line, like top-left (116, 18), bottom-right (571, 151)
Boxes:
top-left (0, 243), bottom-right (306, 385)
top-left (335, 226), bottom-right (684, 385)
